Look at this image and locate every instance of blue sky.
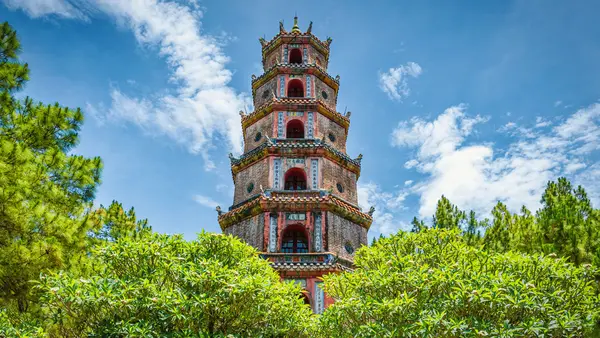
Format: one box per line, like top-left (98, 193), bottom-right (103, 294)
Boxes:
top-left (2, 0), bottom-right (600, 240)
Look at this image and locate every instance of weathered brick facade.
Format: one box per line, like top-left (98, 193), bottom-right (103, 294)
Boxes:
top-left (218, 17), bottom-right (372, 314)
top-left (224, 214), bottom-right (265, 250)
top-left (243, 112), bottom-right (273, 153)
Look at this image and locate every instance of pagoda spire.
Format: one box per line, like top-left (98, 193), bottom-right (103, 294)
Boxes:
top-left (291, 15), bottom-right (301, 34)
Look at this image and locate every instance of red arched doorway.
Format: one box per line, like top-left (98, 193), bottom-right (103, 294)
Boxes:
top-left (282, 224), bottom-right (309, 253)
top-left (286, 119), bottom-right (304, 139)
top-left (284, 168), bottom-right (307, 191)
top-left (289, 48), bottom-right (302, 64)
top-left (287, 79), bottom-right (304, 97)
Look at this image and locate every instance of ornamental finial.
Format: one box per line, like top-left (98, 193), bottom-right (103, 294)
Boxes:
top-left (326, 37), bottom-right (332, 47)
top-left (259, 37), bottom-right (267, 47)
top-left (356, 153), bottom-right (363, 162)
top-left (368, 206), bottom-right (375, 216)
top-left (306, 21), bottom-right (313, 34)
top-left (279, 20), bottom-right (286, 34)
top-left (291, 16), bottom-right (301, 34)
top-left (216, 206), bottom-right (222, 216)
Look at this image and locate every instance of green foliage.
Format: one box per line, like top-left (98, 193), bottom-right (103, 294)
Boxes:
top-left (0, 309), bottom-right (46, 337)
top-left (89, 200), bottom-right (151, 242)
top-left (318, 229), bottom-right (600, 337)
top-left (433, 195), bottom-right (466, 229)
top-left (34, 232), bottom-right (314, 337)
top-left (536, 177), bottom-right (600, 265)
top-left (410, 216), bottom-right (425, 233)
top-left (0, 21), bottom-right (102, 313)
top-left (480, 178), bottom-right (600, 266)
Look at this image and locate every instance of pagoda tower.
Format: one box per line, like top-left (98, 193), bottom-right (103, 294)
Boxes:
top-left (217, 17), bottom-right (373, 313)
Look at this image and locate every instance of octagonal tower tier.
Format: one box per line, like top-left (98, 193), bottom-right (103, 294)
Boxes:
top-left (217, 17), bottom-right (373, 314)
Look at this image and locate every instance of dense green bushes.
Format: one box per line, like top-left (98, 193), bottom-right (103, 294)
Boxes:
top-left (319, 229), bottom-right (600, 337)
top-left (34, 232), bottom-right (313, 337)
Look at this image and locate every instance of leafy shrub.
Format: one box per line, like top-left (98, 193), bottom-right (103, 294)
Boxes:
top-left (318, 229), bottom-right (600, 337)
top-left (35, 232), bottom-right (314, 337)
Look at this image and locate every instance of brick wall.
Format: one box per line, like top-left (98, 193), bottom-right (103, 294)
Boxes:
top-left (224, 213), bottom-right (265, 250)
top-left (325, 212), bottom-right (367, 261)
top-left (310, 45), bottom-right (328, 70)
top-left (321, 158), bottom-right (358, 204)
top-left (233, 158), bottom-right (270, 205)
top-left (244, 113), bottom-right (274, 152)
top-left (315, 112), bottom-right (347, 153)
top-left (314, 78), bottom-right (336, 110)
top-left (253, 77), bottom-right (277, 108)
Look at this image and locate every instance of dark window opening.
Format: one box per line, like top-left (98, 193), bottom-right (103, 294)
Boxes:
top-left (281, 225), bottom-right (309, 253)
top-left (287, 79), bottom-right (304, 97)
top-left (289, 48), bottom-right (302, 64)
top-left (286, 119), bottom-right (304, 139)
top-left (284, 168), bottom-right (307, 191)
top-left (301, 293), bottom-right (311, 306)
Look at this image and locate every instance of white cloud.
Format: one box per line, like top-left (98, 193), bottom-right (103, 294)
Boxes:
top-left (2, 0), bottom-right (89, 20)
top-left (554, 100), bottom-right (563, 107)
top-left (535, 116), bottom-right (552, 128)
top-left (193, 194), bottom-right (221, 209)
top-left (9, 0), bottom-right (251, 170)
top-left (378, 62), bottom-right (422, 101)
top-left (358, 182), bottom-right (409, 236)
top-left (404, 180), bottom-right (413, 186)
top-left (391, 103), bottom-right (600, 218)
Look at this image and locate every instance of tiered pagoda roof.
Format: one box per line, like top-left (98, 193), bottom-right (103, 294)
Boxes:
top-left (218, 190), bottom-right (373, 231)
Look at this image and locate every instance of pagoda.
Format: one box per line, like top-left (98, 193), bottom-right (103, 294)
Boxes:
top-left (217, 17), bottom-right (373, 313)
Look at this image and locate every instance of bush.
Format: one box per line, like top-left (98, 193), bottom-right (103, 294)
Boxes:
top-left (35, 232), bottom-right (314, 337)
top-left (318, 229), bottom-right (600, 337)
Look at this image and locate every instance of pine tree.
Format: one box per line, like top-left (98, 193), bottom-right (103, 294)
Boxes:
top-left (89, 200), bottom-right (151, 242)
top-left (464, 210), bottom-right (481, 245)
top-left (432, 195), bottom-right (466, 229)
top-left (536, 177), bottom-right (599, 265)
top-left (410, 216), bottom-right (425, 233)
top-left (0, 22), bottom-right (102, 313)
top-left (483, 202), bottom-right (513, 253)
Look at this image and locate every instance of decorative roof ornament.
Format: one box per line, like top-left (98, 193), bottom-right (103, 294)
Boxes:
top-left (279, 20), bottom-right (287, 34)
top-left (291, 16), bottom-right (301, 34)
top-left (239, 110), bottom-right (246, 118)
top-left (259, 37), bottom-right (267, 47)
top-left (306, 21), bottom-right (313, 34)
top-left (368, 206), bottom-right (375, 216)
top-left (228, 153), bottom-right (236, 162)
top-left (356, 153), bottom-right (362, 163)
top-left (325, 37), bottom-right (333, 47)
top-left (345, 111), bottom-right (351, 118)
top-left (251, 74), bottom-right (256, 81)
top-left (216, 205), bottom-right (223, 216)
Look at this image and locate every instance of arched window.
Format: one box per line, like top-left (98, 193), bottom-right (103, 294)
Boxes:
top-left (284, 168), bottom-right (307, 191)
top-left (286, 119), bottom-right (304, 139)
top-left (289, 48), bottom-right (302, 64)
top-left (287, 79), bottom-right (304, 97)
top-left (281, 224), bottom-right (308, 253)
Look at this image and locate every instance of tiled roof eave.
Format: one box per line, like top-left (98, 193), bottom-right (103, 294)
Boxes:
top-left (261, 34), bottom-right (331, 61)
top-left (241, 98), bottom-right (349, 130)
top-left (251, 63), bottom-right (339, 94)
top-left (218, 193), bottom-right (373, 231)
top-left (229, 140), bottom-right (362, 177)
